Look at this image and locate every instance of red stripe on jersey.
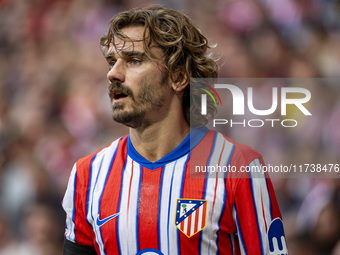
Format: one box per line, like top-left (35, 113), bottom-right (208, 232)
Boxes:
top-left (216, 177), bottom-right (236, 255)
top-left (138, 166), bottom-right (163, 250)
top-left (98, 137), bottom-right (128, 254)
top-left (266, 177), bottom-right (282, 219)
top-left (74, 153), bottom-right (97, 247)
top-left (234, 178), bottom-right (263, 254)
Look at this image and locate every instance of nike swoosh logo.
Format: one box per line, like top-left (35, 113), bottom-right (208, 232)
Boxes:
top-left (96, 212), bottom-right (121, 227)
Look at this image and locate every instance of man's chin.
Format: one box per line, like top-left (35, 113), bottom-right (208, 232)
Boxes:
top-left (112, 112), bottom-right (146, 129)
top-left (112, 102), bottom-right (125, 110)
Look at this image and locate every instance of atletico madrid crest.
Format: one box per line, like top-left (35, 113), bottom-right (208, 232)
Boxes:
top-left (175, 199), bottom-right (208, 238)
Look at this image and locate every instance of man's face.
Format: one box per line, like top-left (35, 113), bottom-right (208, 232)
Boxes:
top-left (105, 26), bottom-right (172, 129)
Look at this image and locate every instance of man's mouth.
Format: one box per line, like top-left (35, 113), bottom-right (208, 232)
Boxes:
top-left (112, 90), bottom-right (129, 102)
top-left (108, 82), bottom-right (132, 103)
top-left (114, 92), bottom-right (128, 99)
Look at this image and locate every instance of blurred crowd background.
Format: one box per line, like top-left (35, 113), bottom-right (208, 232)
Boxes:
top-left (0, 0), bottom-right (339, 254)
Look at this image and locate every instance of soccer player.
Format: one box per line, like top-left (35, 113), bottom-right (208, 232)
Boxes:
top-left (62, 6), bottom-right (288, 255)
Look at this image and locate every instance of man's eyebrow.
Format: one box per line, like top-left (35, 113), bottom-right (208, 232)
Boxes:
top-left (105, 51), bottom-right (146, 60)
top-left (120, 51), bottom-right (146, 58)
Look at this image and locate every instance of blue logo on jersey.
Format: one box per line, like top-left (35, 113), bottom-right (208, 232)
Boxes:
top-left (268, 218), bottom-right (288, 255)
top-left (136, 248), bottom-right (164, 255)
top-left (96, 212), bottom-right (120, 227)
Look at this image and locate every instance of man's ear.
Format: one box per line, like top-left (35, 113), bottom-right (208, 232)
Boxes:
top-left (171, 70), bottom-right (189, 93)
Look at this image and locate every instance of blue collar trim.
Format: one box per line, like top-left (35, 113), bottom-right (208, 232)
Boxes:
top-left (127, 126), bottom-right (208, 170)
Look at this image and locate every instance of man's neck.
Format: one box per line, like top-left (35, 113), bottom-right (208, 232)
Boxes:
top-left (129, 118), bottom-right (190, 162)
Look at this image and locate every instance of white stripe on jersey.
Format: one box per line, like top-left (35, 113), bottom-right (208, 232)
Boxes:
top-left (249, 159), bottom-right (272, 254)
top-left (233, 206), bottom-right (246, 255)
top-left (183, 217), bottom-right (189, 235)
top-left (197, 203), bottom-right (204, 231)
top-left (117, 157), bottom-right (142, 254)
top-left (87, 139), bottom-right (121, 255)
top-left (116, 158), bottom-right (129, 255)
top-left (201, 133), bottom-right (234, 255)
top-left (127, 160), bottom-right (142, 253)
top-left (63, 164), bottom-right (77, 242)
top-left (229, 233), bottom-right (236, 255)
top-left (254, 159), bottom-right (272, 224)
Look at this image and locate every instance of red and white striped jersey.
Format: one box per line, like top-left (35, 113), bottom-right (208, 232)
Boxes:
top-left (62, 127), bottom-right (287, 255)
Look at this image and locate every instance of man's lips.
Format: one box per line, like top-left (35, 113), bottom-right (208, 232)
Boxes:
top-left (110, 90), bottom-right (130, 103)
top-left (113, 91), bottom-right (128, 100)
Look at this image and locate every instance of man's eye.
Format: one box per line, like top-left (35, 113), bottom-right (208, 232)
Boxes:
top-left (131, 58), bottom-right (141, 65)
top-left (108, 60), bottom-right (116, 69)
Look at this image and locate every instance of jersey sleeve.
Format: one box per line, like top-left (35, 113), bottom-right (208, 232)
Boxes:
top-left (62, 162), bottom-right (95, 247)
top-left (232, 158), bottom-right (288, 255)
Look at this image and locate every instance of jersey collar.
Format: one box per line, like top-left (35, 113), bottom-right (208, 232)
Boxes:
top-left (127, 126), bottom-right (208, 170)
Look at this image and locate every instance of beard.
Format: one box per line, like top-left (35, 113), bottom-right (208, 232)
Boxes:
top-left (108, 74), bottom-right (168, 128)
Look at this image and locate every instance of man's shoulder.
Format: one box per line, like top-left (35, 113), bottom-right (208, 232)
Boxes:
top-left (206, 129), bottom-right (262, 163)
top-left (226, 136), bottom-right (261, 162)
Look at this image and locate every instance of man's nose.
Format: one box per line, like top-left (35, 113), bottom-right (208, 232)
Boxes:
top-left (107, 59), bottom-right (125, 83)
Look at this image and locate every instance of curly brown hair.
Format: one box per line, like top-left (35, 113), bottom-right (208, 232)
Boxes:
top-left (100, 6), bottom-right (218, 127)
